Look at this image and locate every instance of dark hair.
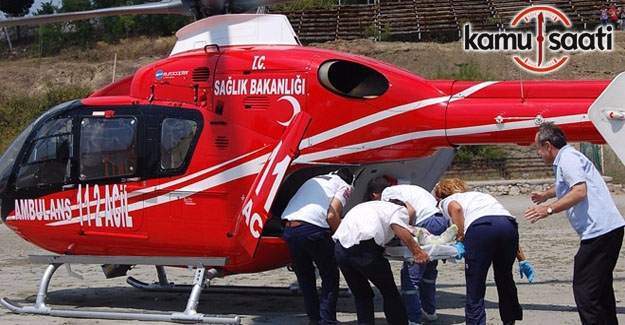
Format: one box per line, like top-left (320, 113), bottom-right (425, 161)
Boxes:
top-left (366, 176), bottom-right (391, 196)
top-left (387, 198), bottom-right (406, 207)
top-left (537, 122), bottom-right (567, 149)
top-left (334, 167), bottom-right (353, 184)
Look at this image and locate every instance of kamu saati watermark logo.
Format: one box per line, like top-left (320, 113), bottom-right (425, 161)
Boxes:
top-left (463, 6), bottom-right (614, 74)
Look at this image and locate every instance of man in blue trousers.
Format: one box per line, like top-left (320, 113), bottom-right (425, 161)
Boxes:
top-left (367, 176), bottom-right (448, 324)
top-left (282, 168), bottom-right (353, 325)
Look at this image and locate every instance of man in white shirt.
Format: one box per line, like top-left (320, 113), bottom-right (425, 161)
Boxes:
top-left (524, 122), bottom-right (625, 324)
top-left (333, 200), bottom-right (429, 325)
top-left (373, 179), bottom-right (450, 324)
top-left (281, 168), bottom-right (353, 325)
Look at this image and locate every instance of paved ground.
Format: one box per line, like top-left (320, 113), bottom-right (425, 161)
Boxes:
top-left (1, 194), bottom-right (624, 324)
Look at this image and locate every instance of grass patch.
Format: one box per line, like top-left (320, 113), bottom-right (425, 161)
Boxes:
top-left (434, 61), bottom-right (494, 81)
top-left (0, 85), bottom-right (92, 153)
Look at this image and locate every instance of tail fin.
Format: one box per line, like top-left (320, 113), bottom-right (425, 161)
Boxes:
top-left (588, 72), bottom-right (625, 165)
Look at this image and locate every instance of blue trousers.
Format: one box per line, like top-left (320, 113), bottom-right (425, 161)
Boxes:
top-left (283, 223), bottom-right (339, 324)
top-left (464, 216), bottom-right (523, 325)
top-left (401, 213), bottom-right (449, 323)
top-left (336, 239), bottom-right (408, 325)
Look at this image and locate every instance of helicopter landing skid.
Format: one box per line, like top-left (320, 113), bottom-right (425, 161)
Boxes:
top-left (1, 255), bottom-right (240, 324)
top-left (127, 266), bottom-right (352, 297)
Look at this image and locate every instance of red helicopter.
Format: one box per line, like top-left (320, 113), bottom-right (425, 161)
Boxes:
top-left (1, 1), bottom-right (624, 323)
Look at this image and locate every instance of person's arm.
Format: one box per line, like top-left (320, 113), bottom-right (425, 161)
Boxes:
top-left (391, 224), bottom-right (429, 263)
top-left (404, 202), bottom-right (417, 225)
top-left (530, 186), bottom-right (556, 204)
top-left (447, 201), bottom-right (465, 241)
top-left (326, 198), bottom-right (343, 234)
top-left (516, 246), bottom-right (536, 283)
top-left (327, 184), bottom-right (351, 234)
top-left (516, 246), bottom-right (527, 262)
top-left (524, 182), bottom-right (587, 223)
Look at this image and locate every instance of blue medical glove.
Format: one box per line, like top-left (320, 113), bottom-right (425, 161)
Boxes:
top-left (519, 260), bottom-right (535, 283)
top-left (453, 242), bottom-right (465, 260)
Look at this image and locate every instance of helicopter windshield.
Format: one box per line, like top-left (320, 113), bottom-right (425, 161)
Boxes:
top-left (0, 100), bottom-right (78, 194)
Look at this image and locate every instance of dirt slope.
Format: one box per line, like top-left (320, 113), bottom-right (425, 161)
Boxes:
top-left (1, 32), bottom-right (624, 98)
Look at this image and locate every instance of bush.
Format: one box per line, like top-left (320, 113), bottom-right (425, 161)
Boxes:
top-left (37, 24), bottom-right (65, 55)
top-left (0, 85), bottom-right (92, 152)
top-left (364, 24), bottom-right (377, 39)
top-left (380, 23), bottom-right (392, 41)
top-left (454, 145), bottom-right (506, 164)
top-left (434, 61), bottom-right (493, 81)
top-left (272, 0), bottom-right (335, 11)
top-left (21, 0), bottom-right (191, 57)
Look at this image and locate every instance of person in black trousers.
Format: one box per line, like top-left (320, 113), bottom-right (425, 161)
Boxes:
top-left (281, 168), bottom-right (354, 324)
top-left (525, 123), bottom-right (625, 324)
top-left (333, 200), bottom-right (429, 325)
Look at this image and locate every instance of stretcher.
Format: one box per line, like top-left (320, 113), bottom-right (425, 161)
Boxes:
top-left (385, 242), bottom-right (459, 262)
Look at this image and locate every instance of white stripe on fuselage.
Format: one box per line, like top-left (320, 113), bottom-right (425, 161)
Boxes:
top-left (39, 81), bottom-right (502, 225)
top-left (299, 81), bottom-right (499, 149)
top-left (446, 113), bottom-right (588, 138)
top-left (296, 129), bottom-right (447, 163)
top-left (297, 113), bottom-right (588, 163)
top-left (46, 153), bottom-right (270, 226)
top-left (42, 146), bottom-right (270, 223)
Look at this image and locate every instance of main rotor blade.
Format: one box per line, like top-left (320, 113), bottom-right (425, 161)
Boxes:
top-left (0, 1), bottom-right (189, 28)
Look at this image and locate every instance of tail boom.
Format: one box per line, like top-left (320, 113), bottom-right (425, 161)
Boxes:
top-left (432, 80), bottom-right (609, 146)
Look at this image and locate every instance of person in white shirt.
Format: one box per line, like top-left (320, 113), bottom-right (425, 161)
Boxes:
top-left (333, 200), bottom-right (429, 325)
top-left (524, 123), bottom-right (625, 324)
top-left (281, 168), bottom-right (353, 325)
top-left (366, 176), bottom-right (449, 324)
top-left (434, 178), bottom-right (522, 325)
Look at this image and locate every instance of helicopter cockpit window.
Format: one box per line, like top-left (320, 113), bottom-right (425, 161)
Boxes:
top-left (318, 60), bottom-right (389, 99)
top-left (15, 118), bottom-right (73, 190)
top-left (161, 118), bottom-right (198, 170)
top-left (79, 117), bottom-right (137, 181)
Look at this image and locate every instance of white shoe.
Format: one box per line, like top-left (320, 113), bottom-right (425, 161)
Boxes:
top-left (421, 309), bottom-right (438, 321)
top-left (409, 321), bottom-right (423, 325)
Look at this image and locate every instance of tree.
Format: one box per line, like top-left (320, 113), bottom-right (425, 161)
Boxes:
top-left (0, 0), bottom-right (35, 41)
top-left (37, 1), bottom-right (58, 15)
top-left (36, 2), bottom-right (64, 55)
top-left (0, 0), bottom-right (35, 17)
top-left (61, 0), bottom-right (94, 48)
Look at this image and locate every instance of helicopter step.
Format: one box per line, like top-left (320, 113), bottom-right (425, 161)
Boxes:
top-left (127, 265), bottom-right (352, 297)
top-left (0, 255), bottom-right (240, 324)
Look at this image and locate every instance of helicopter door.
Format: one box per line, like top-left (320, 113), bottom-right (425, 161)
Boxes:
top-left (76, 108), bottom-right (144, 235)
top-left (588, 72), bottom-right (625, 166)
top-left (234, 112), bottom-right (311, 257)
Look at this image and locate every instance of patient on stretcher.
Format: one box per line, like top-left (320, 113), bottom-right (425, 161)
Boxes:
top-left (385, 224), bottom-right (460, 261)
top-left (412, 224), bottom-right (458, 246)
